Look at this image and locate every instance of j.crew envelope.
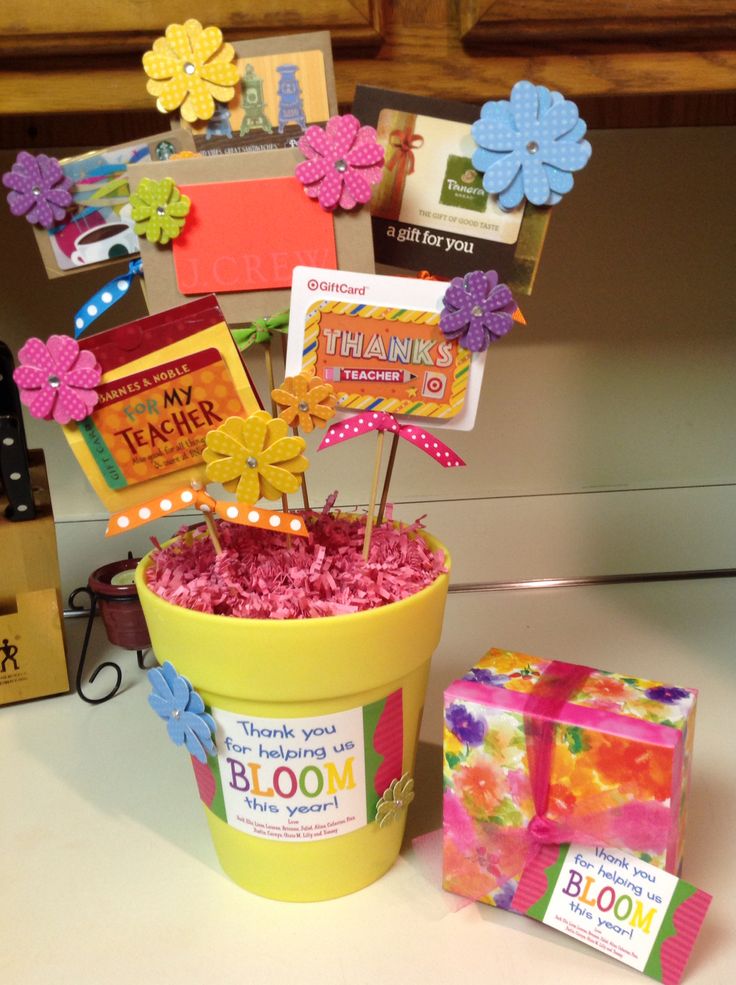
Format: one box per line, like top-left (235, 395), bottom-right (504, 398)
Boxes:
top-left (128, 150), bottom-right (375, 325)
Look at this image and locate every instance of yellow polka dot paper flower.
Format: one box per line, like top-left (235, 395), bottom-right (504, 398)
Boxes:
top-left (130, 177), bottom-right (190, 244)
top-left (203, 413), bottom-right (308, 503)
top-left (271, 370), bottom-right (337, 433)
top-left (143, 19), bottom-right (240, 123)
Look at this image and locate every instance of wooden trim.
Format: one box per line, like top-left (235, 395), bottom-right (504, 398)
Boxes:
top-left (0, 0), bottom-right (384, 58)
top-left (459, 1), bottom-right (736, 46)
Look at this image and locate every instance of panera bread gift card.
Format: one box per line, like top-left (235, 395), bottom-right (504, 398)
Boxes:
top-left (352, 86), bottom-right (551, 294)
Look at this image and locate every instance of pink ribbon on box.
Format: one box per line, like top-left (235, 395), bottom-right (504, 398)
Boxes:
top-left (318, 411), bottom-right (465, 468)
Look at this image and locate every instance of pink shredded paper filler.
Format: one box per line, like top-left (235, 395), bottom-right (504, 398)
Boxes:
top-left (145, 513), bottom-right (447, 620)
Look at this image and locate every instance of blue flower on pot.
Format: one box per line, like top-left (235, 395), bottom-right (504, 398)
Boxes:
top-left (147, 661), bottom-right (217, 763)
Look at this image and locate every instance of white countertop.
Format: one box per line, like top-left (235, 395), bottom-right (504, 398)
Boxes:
top-left (1, 578), bottom-right (733, 985)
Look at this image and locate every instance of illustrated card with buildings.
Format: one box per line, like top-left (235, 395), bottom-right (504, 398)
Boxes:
top-left (352, 86), bottom-right (552, 295)
top-left (177, 31), bottom-right (337, 156)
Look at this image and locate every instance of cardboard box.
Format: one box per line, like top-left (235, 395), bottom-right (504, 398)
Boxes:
top-left (442, 648), bottom-right (696, 908)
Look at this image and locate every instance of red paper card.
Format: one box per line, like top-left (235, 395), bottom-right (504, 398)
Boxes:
top-left (173, 177), bottom-right (336, 295)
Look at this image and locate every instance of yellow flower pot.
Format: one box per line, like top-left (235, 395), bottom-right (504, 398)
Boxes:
top-left (136, 527), bottom-right (450, 901)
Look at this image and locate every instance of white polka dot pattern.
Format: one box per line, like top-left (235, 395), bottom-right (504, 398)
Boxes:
top-left (318, 412), bottom-right (465, 468)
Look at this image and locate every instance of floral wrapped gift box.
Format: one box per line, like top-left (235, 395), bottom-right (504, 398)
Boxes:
top-left (443, 649), bottom-right (697, 909)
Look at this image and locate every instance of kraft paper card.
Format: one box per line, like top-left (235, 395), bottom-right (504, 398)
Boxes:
top-left (352, 86), bottom-right (551, 295)
top-left (33, 130), bottom-right (196, 280)
top-left (129, 150), bottom-right (375, 325)
top-left (176, 31), bottom-right (337, 156)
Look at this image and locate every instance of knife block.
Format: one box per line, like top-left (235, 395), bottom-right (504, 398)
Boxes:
top-left (0, 449), bottom-right (69, 705)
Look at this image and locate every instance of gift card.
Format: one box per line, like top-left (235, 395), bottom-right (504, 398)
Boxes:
top-left (352, 86), bottom-right (551, 295)
top-left (172, 177), bottom-right (335, 294)
top-left (287, 267), bottom-right (486, 431)
top-left (64, 296), bottom-right (261, 512)
top-left (514, 843), bottom-right (711, 985)
top-left (33, 131), bottom-right (196, 279)
top-left (179, 32), bottom-right (336, 155)
top-left (130, 151), bottom-right (374, 325)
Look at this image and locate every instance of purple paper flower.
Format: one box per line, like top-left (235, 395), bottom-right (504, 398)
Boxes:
top-left (2, 151), bottom-right (73, 229)
top-left (148, 661), bottom-right (216, 764)
top-left (463, 667), bottom-right (510, 688)
top-left (445, 703), bottom-right (486, 746)
top-left (440, 269), bottom-right (518, 352)
top-left (13, 335), bottom-right (101, 425)
top-left (645, 685), bottom-right (691, 704)
top-left (295, 114), bottom-right (384, 211)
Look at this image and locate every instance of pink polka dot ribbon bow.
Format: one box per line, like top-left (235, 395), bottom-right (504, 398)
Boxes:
top-left (318, 411), bottom-right (466, 468)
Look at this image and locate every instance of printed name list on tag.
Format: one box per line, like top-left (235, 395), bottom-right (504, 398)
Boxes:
top-left (514, 843), bottom-right (711, 985)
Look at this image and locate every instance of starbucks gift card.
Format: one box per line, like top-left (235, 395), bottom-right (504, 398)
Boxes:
top-left (33, 130), bottom-right (195, 279)
top-left (352, 86), bottom-right (551, 295)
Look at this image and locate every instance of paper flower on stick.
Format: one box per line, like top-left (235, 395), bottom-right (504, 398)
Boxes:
top-left (143, 19), bottom-right (239, 123)
top-left (272, 370), bottom-right (337, 433)
top-left (296, 114), bottom-right (385, 211)
top-left (2, 151), bottom-right (73, 229)
top-left (13, 335), bottom-right (101, 424)
top-left (147, 661), bottom-right (216, 764)
top-left (130, 178), bottom-right (190, 244)
top-left (440, 270), bottom-right (518, 353)
top-left (471, 80), bottom-right (592, 209)
top-left (203, 413), bottom-right (308, 502)
top-left (375, 773), bottom-right (415, 829)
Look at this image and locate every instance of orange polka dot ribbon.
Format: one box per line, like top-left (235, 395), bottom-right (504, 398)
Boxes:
top-left (318, 411), bottom-right (466, 468)
top-left (105, 483), bottom-right (307, 538)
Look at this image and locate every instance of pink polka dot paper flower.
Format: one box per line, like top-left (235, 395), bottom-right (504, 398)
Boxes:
top-left (440, 270), bottom-right (518, 353)
top-left (13, 335), bottom-right (102, 424)
top-left (295, 114), bottom-right (385, 211)
top-left (2, 151), bottom-right (73, 229)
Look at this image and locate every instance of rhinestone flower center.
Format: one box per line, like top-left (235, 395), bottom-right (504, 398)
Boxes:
top-left (47, 374), bottom-right (61, 389)
top-left (334, 159), bottom-right (348, 173)
top-left (298, 400), bottom-right (310, 412)
top-left (183, 62), bottom-right (196, 76)
top-left (32, 186), bottom-right (42, 197)
top-left (526, 140), bottom-right (539, 155)
top-left (171, 708), bottom-right (182, 720)
top-left (246, 456), bottom-right (258, 469)
top-left (156, 205), bottom-right (167, 216)
top-left (471, 305), bottom-right (484, 318)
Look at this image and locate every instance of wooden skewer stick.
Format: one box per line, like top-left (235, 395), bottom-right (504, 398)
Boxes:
top-left (264, 342), bottom-right (277, 416)
top-left (376, 431), bottom-right (400, 526)
top-left (362, 429), bottom-right (385, 561)
top-left (202, 511), bottom-right (223, 554)
top-left (293, 425), bottom-right (311, 510)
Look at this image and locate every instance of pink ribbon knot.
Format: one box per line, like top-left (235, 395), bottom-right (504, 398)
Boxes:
top-left (318, 410), bottom-right (466, 468)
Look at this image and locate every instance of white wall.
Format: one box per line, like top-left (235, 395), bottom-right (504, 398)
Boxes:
top-left (1, 127), bottom-right (734, 597)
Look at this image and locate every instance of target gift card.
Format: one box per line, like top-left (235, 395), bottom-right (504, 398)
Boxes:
top-left (287, 267), bottom-right (488, 431)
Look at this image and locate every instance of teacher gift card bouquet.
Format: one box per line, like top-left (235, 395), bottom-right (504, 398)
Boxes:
top-left (15, 18), bottom-right (708, 941)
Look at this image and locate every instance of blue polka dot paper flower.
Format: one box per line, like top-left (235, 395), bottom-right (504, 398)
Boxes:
top-left (147, 661), bottom-right (216, 763)
top-left (471, 80), bottom-right (592, 209)
top-left (440, 269), bottom-right (517, 352)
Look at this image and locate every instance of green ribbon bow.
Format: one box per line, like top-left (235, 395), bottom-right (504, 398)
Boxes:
top-left (231, 311), bottom-right (290, 352)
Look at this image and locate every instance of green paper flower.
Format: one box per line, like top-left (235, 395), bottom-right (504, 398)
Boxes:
top-left (130, 177), bottom-right (190, 245)
top-left (375, 772), bottom-right (415, 829)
